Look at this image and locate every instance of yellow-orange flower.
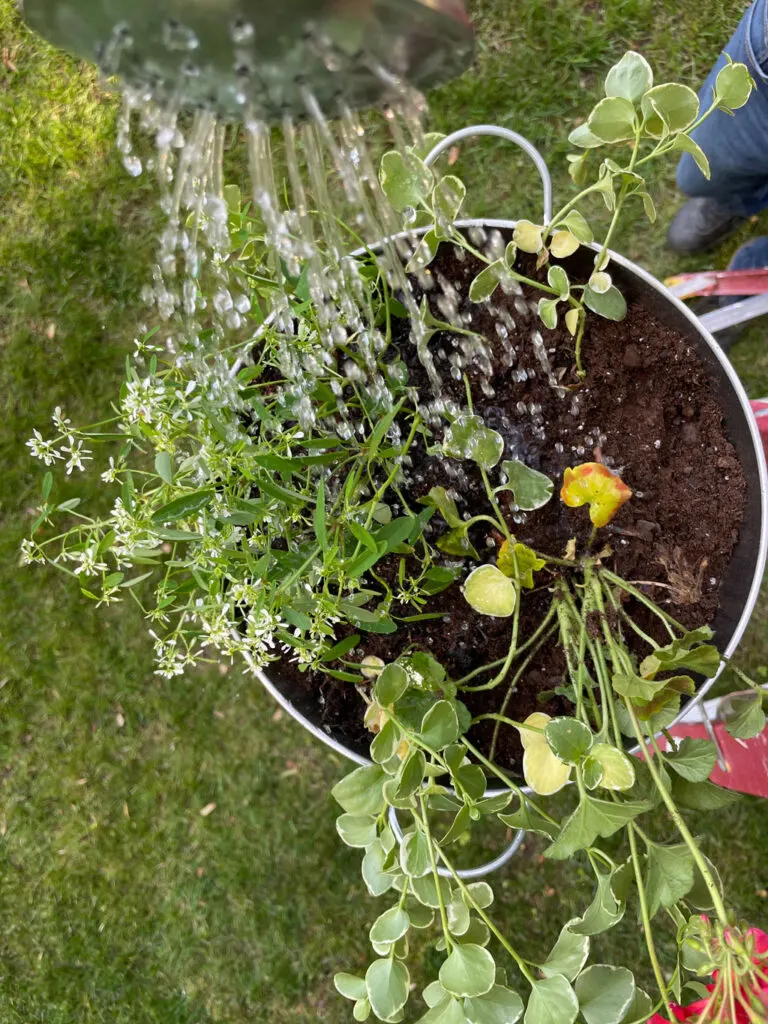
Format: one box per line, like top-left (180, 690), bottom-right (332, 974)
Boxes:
top-left (560, 462), bottom-right (632, 528)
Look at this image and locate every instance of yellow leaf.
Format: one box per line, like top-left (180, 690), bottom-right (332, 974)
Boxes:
top-left (518, 712), bottom-right (551, 751)
top-left (565, 308), bottom-right (580, 337)
top-left (513, 220), bottom-right (544, 254)
top-left (550, 230), bottom-right (580, 258)
top-left (523, 744), bottom-right (572, 795)
top-left (561, 462), bottom-right (632, 528)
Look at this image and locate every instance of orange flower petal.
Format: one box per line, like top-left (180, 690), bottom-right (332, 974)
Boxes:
top-left (560, 462), bottom-right (631, 528)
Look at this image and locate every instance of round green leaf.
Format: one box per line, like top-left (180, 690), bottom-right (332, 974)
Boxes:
top-left (439, 944), bottom-right (496, 999)
top-left (465, 985), bottom-right (524, 1024)
top-left (588, 743), bottom-right (636, 791)
top-left (568, 124), bottom-right (604, 149)
top-left (353, 997), bottom-right (371, 1021)
top-left (641, 83), bottom-right (699, 136)
top-left (332, 765), bottom-right (386, 815)
top-left (434, 175), bottom-right (467, 223)
top-left (400, 829), bottom-right (431, 878)
top-left (411, 872), bottom-right (453, 909)
top-left (575, 965), bottom-right (635, 1024)
top-left (335, 973), bottom-right (368, 1001)
top-left (562, 210), bottom-right (594, 243)
top-left (582, 756), bottom-right (603, 790)
top-left (420, 701), bottom-right (460, 749)
top-left (371, 719), bottom-right (400, 765)
top-left (584, 284), bottom-right (627, 321)
top-left (362, 841), bottom-right (394, 897)
top-left (469, 260), bottom-right (505, 303)
top-left (375, 663), bottom-right (409, 706)
top-left (463, 881), bottom-right (494, 910)
top-left (544, 718), bottom-right (593, 765)
top-left (365, 958), bottom-right (410, 1021)
top-left (621, 989), bottom-right (653, 1023)
top-left (337, 814), bottom-right (378, 849)
top-left (587, 96), bottom-right (637, 142)
top-left (538, 297), bottom-right (558, 330)
top-left (525, 976), bottom-right (578, 1024)
top-left (424, 981), bottom-right (448, 1008)
top-left (547, 265), bottom-right (570, 299)
top-left (396, 748), bottom-right (426, 799)
top-left (447, 898), bottom-right (471, 936)
top-left (443, 415), bottom-right (504, 470)
top-left (605, 51), bottom-right (653, 105)
top-left (462, 565), bottom-right (517, 618)
top-left (370, 906), bottom-right (411, 945)
top-left (379, 150), bottom-right (432, 212)
top-left (588, 271), bottom-right (612, 295)
top-left (715, 61), bottom-right (754, 110)
top-left (499, 460), bottom-right (554, 511)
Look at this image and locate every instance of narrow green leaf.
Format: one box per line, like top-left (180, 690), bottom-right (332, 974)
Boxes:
top-left (152, 489), bottom-right (214, 524)
top-left (155, 450), bottom-right (173, 485)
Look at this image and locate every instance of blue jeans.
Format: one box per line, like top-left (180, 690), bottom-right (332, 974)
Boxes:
top-left (676, 0), bottom-right (768, 215)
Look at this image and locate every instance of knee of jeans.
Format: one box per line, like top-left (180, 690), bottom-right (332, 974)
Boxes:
top-left (675, 152), bottom-right (714, 197)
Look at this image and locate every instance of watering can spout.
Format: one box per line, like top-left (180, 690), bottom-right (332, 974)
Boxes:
top-left (21, 0), bottom-right (474, 120)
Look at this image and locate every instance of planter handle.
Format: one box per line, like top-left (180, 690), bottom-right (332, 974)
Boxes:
top-left (388, 805), bottom-right (525, 879)
top-left (423, 125), bottom-right (553, 224)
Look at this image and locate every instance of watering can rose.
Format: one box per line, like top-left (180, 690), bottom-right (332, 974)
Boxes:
top-left (561, 462), bottom-right (632, 527)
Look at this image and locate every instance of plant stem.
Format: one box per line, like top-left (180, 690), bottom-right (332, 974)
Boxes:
top-left (461, 738), bottom-right (559, 825)
top-left (628, 822), bottom-right (675, 1022)
top-left (418, 793), bottom-right (452, 953)
top-left (454, 602), bottom-right (556, 686)
top-left (480, 466), bottom-right (511, 541)
top-left (627, 704), bottom-right (730, 928)
top-left (599, 569), bottom-right (686, 635)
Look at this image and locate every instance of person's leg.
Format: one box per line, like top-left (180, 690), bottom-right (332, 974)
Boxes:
top-left (677, 0), bottom-right (768, 212)
top-left (668, 0), bottom-right (768, 251)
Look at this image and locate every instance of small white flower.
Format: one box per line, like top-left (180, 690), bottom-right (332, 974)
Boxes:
top-left (20, 538), bottom-right (44, 565)
top-left (52, 406), bottom-right (72, 431)
top-left (62, 438), bottom-right (93, 475)
top-left (73, 546), bottom-right (108, 577)
top-left (101, 457), bottom-right (119, 483)
top-left (95, 586), bottom-right (121, 607)
top-left (26, 429), bottom-right (61, 466)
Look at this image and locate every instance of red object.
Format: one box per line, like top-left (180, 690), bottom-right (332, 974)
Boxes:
top-left (750, 399), bottom-right (768, 463)
top-left (666, 268), bottom-right (768, 298)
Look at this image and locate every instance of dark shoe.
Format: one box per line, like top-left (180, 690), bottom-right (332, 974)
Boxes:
top-left (666, 197), bottom-right (746, 254)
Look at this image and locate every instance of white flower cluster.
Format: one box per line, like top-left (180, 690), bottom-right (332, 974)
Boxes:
top-left (26, 408), bottom-right (93, 475)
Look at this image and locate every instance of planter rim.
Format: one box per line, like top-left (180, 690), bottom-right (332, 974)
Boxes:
top-left (251, 216), bottom-right (768, 779)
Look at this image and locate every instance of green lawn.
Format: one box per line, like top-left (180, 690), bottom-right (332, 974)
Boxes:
top-left (1, 0), bottom-right (767, 1020)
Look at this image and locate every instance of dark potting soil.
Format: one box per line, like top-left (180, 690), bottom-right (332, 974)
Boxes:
top-left (273, 243), bottom-right (747, 773)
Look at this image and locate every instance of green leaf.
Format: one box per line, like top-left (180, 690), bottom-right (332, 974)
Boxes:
top-left (410, 872), bottom-right (452, 909)
top-left (462, 565), bottom-right (517, 618)
top-left (396, 749), bottom-right (426, 799)
top-left (544, 718), bottom-right (593, 765)
top-left (621, 989), bottom-right (653, 1023)
top-left (572, 868), bottom-right (625, 936)
top-left (371, 720), bottom-right (401, 764)
top-left (462, 882), bottom-right (494, 910)
top-left (584, 744), bottom-right (636, 791)
top-left (420, 701), bottom-right (460, 750)
top-left (443, 415), bottom-right (504, 470)
top-left (549, 230), bottom-right (580, 258)
top-left (440, 944), bottom-right (496, 999)
top-left (447, 898), bottom-right (470, 936)
top-left (538, 298), bottom-right (558, 330)
top-left (353, 997), bottom-right (371, 1021)
top-left (42, 471), bottom-right (53, 500)
top-left (337, 814), bottom-right (378, 848)
top-left (562, 210), bottom-right (593, 243)
top-left (605, 51), bottom-right (653, 105)
top-left (499, 803), bottom-right (557, 839)
top-left (366, 958), bottom-right (410, 1021)
top-left (715, 61), bottom-right (754, 111)
top-left (376, 664), bottom-right (409, 706)
top-left (155, 450), bottom-right (173, 485)
top-left (151, 488), bottom-right (214, 523)
top-left (454, 763), bottom-right (486, 800)
top-left (314, 480), bottom-right (328, 551)
top-left (322, 634), bottom-right (361, 663)
top-left (645, 842), bottom-right (694, 918)
top-left (643, 639), bottom-right (721, 678)
top-left (406, 897), bottom-right (434, 929)
top-left (498, 460), bottom-right (554, 510)
top-left (640, 191), bottom-right (657, 223)
top-left (568, 124), bottom-right (604, 150)
top-left (497, 542), bottom-right (545, 589)
top-left (400, 829), bottom-right (431, 878)
top-left (418, 998), bottom-right (466, 1024)
top-left (584, 285), bottom-right (627, 321)
top-left (332, 765), bottom-right (386, 815)
top-left (540, 921), bottom-right (590, 981)
top-left (671, 777), bottom-right (741, 811)
top-left (547, 265), bottom-right (570, 299)
top-left (666, 737), bottom-right (717, 782)
top-left (362, 841), bottom-right (394, 897)
top-left (567, 153), bottom-right (589, 186)
top-left (336, 973), bottom-right (368, 1001)
top-left (469, 260), bottom-right (505, 303)
top-left (464, 985), bottom-right (524, 1024)
top-left (545, 797), bottom-right (648, 860)
top-left (380, 150), bottom-right (432, 212)
top-left (641, 83), bottom-right (699, 137)
top-left (687, 853), bottom-right (724, 911)
top-left (438, 525), bottom-right (480, 560)
top-left (723, 691), bottom-right (766, 739)
top-left (421, 486), bottom-right (463, 528)
top-left (671, 135), bottom-right (711, 179)
top-left (575, 965), bottom-right (635, 1024)
top-left (434, 175), bottom-right (467, 223)
top-left (587, 96), bottom-right (637, 142)
top-left (370, 906), bottom-right (411, 945)
top-left (524, 976), bottom-right (578, 1024)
